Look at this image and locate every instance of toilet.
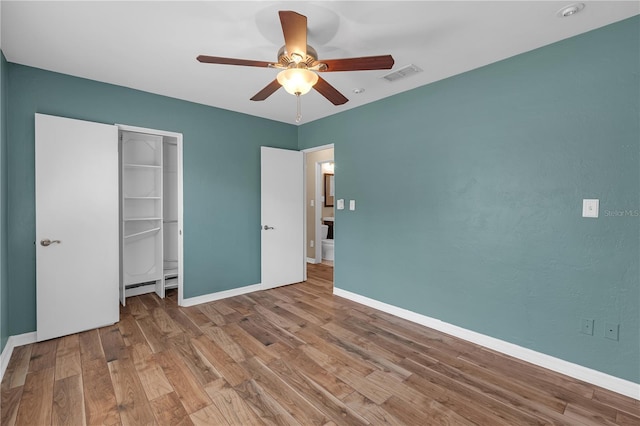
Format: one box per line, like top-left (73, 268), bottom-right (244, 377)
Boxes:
top-left (320, 224), bottom-right (334, 261)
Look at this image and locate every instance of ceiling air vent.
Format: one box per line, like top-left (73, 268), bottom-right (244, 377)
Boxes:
top-left (381, 64), bottom-right (423, 82)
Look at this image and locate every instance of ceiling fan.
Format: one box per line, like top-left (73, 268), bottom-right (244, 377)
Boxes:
top-left (197, 10), bottom-right (394, 121)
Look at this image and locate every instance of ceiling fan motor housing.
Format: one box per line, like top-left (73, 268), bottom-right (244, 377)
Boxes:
top-left (275, 45), bottom-right (327, 71)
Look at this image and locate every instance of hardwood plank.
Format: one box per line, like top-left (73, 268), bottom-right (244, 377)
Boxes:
top-left (2, 344), bottom-right (32, 389)
top-left (222, 322), bottom-right (280, 364)
top-left (198, 303), bottom-right (227, 326)
top-left (202, 324), bottom-right (247, 362)
top-left (299, 344), bottom-right (392, 405)
top-left (275, 301), bottom-right (326, 326)
top-left (279, 344), bottom-right (354, 400)
top-left (190, 403), bottom-right (230, 425)
top-left (592, 388), bottom-right (640, 417)
top-left (150, 391), bottom-right (194, 426)
top-left (180, 305), bottom-right (215, 328)
top-left (267, 357), bottom-right (369, 425)
top-left (0, 386), bottom-right (23, 426)
top-left (343, 391), bottom-right (405, 426)
top-left (99, 324), bottom-right (129, 362)
top-left (459, 347), bottom-right (596, 399)
top-left (383, 394), bottom-right (476, 426)
top-left (232, 379), bottom-right (301, 426)
top-left (28, 339), bottom-right (58, 372)
top-left (156, 348), bottom-right (212, 414)
top-left (55, 334), bottom-right (82, 380)
top-left (617, 410), bottom-right (640, 426)
top-left (124, 295), bottom-right (150, 319)
top-left (165, 305), bottom-right (204, 337)
top-left (206, 385), bottom-right (266, 426)
top-left (118, 314), bottom-right (148, 347)
top-left (136, 314), bottom-right (171, 353)
top-left (191, 335), bottom-right (250, 387)
top-left (52, 374), bottom-right (86, 426)
top-left (402, 359), bottom-right (544, 425)
top-left (321, 321), bottom-right (412, 380)
top-left (131, 342), bottom-right (173, 400)
top-left (241, 356), bottom-right (330, 425)
top-left (108, 358), bottom-right (156, 425)
top-left (296, 325), bottom-right (376, 376)
top-left (168, 333), bottom-right (222, 386)
top-left (78, 329), bottom-right (105, 362)
top-left (81, 358), bottom-right (121, 426)
top-left (15, 367), bottom-right (54, 425)
top-left (152, 306), bottom-right (184, 337)
top-left (563, 402), bottom-right (618, 425)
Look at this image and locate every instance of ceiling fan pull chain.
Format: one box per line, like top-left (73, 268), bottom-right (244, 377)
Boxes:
top-left (295, 93), bottom-right (303, 123)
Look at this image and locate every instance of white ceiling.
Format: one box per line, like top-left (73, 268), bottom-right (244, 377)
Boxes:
top-left (2, 1), bottom-right (638, 125)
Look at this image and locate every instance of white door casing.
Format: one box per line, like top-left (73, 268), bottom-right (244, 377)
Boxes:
top-left (261, 147), bottom-right (304, 290)
top-left (35, 113), bottom-right (120, 341)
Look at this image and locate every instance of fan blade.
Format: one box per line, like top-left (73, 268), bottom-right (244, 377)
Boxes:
top-left (250, 79), bottom-right (282, 101)
top-left (279, 11), bottom-right (307, 59)
top-left (197, 55), bottom-right (272, 68)
top-left (318, 55), bottom-right (395, 72)
top-left (313, 76), bottom-right (348, 105)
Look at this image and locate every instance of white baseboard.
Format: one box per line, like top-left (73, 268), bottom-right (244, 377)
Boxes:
top-left (181, 283), bottom-right (262, 307)
top-left (124, 283), bottom-right (156, 298)
top-left (306, 257), bottom-right (318, 264)
top-left (1, 332), bottom-right (37, 382)
top-left (333, 287), bottom-right (640, 400)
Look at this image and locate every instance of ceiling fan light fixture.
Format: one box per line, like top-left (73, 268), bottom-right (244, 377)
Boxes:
top-left (277, 68), bottom-right (319, 96)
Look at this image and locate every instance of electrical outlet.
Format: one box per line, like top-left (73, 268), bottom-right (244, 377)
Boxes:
top-left (310, 240), bottom-right (314, 248)
top-left (580, 318), bottom-right (594, 335)
top-left (604, 323), bottom-right (619, 341)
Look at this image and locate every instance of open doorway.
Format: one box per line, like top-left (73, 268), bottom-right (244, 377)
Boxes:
top-left (303, 145), bottom-right (335, 279)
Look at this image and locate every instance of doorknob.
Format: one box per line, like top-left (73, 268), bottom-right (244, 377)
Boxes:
top-left (40, 239), bottom-right (61, 246)
top-left (262, 225), bottom-right (275, 230)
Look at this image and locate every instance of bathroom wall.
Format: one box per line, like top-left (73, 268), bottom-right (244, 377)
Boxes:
top-left (322, 172), bottom-right (335, 220)
top-left (305, 148), bottom-right (334, 260)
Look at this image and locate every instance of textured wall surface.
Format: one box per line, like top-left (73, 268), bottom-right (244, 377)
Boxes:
top-left (299, 17), bottom-right (639, 382)
top-left (6, 65), bottom-right (297, 336)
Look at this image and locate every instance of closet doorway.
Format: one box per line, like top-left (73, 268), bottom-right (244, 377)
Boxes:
top-left (118, 124), bottom-right (184, 306)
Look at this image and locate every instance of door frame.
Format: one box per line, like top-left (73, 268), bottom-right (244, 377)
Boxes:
top-left (117, 124), bottom-right (185, 306)
top-left (302, 144), bottom-right (335, 265)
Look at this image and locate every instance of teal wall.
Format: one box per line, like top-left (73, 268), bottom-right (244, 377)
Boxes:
top-left (6, 65), bottom-right (297, 336)
top-left (1, 51), bottom-right (8, 353)
top-left (299, 16), bottom-right (639, 383)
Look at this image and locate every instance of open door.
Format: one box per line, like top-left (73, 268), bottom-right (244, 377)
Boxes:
top-left (261, 147), bottom-right (304, 289)
top-left (35, 114), bottom-right (119, 341)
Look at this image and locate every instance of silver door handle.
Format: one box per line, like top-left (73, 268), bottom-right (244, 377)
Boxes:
top-left (41, 239), bottom-right (61, 246)
top-left (263, 225), bottom-right (275, 230)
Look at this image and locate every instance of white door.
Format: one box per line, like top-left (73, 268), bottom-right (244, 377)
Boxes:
top-left (261, 147), bottom-right (304, 290)
top-left (35, 114), bottom-right (119, 342)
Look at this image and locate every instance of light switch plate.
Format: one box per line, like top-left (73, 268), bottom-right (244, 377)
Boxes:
top-left (337, 199), bottom-right (345, 210)
top-left (349, 200), bottom-right (356, 211)
top-left (582, 199), bottom-right (599, 218)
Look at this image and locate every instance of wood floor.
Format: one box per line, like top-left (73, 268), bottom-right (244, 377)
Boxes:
top-left (2, 264), bottom-right (638, 425)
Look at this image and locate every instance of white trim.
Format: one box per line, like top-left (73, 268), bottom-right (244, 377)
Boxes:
top-left (125, 283), bottom-right (157, 298)
top-left (333, 287), bottom-right (640, 400)
top-left (1, 332), bottom-right (37, 381)
top-left (181, 283), bottom-right (262, 307)
top-left (306, 257), bottom-right (318, 264)
top-left (302, 143), bottom-right (334, 154)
